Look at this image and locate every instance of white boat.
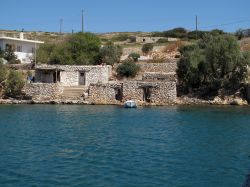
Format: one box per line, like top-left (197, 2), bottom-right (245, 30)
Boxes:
top-left (124, 100), bottom-right (137, 108)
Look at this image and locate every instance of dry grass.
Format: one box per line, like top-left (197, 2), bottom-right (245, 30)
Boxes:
top-left (162, 41), bottom-right (182, 53)
top-left (240, 37), bottom-right (250, 52)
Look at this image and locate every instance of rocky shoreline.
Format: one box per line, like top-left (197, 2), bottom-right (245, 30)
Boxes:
top-left (1, 95), bottom-right (249, 106)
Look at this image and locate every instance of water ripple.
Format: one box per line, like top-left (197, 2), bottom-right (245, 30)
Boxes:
top-left (0, 105), bottom-right (250, 186)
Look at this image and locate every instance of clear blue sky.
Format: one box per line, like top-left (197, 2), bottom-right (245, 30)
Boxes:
top-left (0, 0), bottom-right (249, 33)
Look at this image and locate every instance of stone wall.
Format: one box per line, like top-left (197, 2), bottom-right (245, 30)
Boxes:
top-left (89, 81), bottom-right (177, 105)
top-left (142, 72), bottom-right (176, 82)
top-left (88, 82), bottom-right (122, 104)
top-left (122, 81), bottom-right (177, 104)
top-left (139, 61), bottom-right (177, 73)
top-left (22, 83), bottom-right (63, 100)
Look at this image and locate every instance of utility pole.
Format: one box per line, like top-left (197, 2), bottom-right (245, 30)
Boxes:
top-left (34, 36), bottom-right (37, 65)
top-left (196, 15), bottom-right (198, 40)
top-left (60, 18), bottom-right (63, 34)
top-left (81, 9), bottom-right (84, 33)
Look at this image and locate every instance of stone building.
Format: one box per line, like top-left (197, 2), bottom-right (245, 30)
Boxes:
top-left (23, 64), bottom-right (112, 100)
top-left (23, 62), bottom-right (178, 105)
top-left (88, 61), bottom-right (178, 105)
top-left (135, 36), bottom-right (179, 43)
top-left (35, 64), bottom-right (112, 86)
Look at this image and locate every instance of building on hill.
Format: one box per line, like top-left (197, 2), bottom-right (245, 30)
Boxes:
top-left (135, 36), bottom-right (179, 43)
top-left (0, 32), bottom-right (44, 64)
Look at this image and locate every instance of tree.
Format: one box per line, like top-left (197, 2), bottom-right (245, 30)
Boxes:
top-left (98, 42), bottom-right (123, 65)
top-left (37, 43), bottom-right (56, 64)
top-left (37, 32), bottom-right (101, 65)
top-left (5, 70), bottom-right (25, 97)
top-left (66, 32), bottom-right (101, 65)
top-left (128, 53), bottom-right (140, 62)
top-left (177, 33), bottom-right (250, 95)
top-left (142, 43), bottom-right (153, 54)
top-left (3, 44), bottom-right (20, 64)
top-left (116, 59), bottom-right (140, 78)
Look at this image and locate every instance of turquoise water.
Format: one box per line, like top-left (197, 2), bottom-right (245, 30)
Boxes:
top-left (0, 105), bottom-right (250, 187)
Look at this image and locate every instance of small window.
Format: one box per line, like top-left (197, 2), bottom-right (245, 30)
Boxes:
top-left (80, 72), bottom-right (85, 76)
top-left (16, 46), bottom-right (22, 52)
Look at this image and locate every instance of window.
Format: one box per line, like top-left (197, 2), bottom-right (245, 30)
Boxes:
top-left (16, 46), bottom-right (22, 52)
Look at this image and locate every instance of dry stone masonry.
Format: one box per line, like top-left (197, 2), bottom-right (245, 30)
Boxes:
top-left (22, 83), bottom-right (63, 100)
top-left (23, 62), bottom-right (178, 105)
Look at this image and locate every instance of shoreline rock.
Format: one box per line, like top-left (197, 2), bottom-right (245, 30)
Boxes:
top-left (0, 96), bottom-right (249, 106)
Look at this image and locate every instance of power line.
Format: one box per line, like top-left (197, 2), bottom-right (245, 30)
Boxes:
top-left (199, 19), bottom-right (250, 30)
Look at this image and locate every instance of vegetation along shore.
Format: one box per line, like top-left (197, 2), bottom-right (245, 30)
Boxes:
top-left (0, 28), bottom-right (250, 106)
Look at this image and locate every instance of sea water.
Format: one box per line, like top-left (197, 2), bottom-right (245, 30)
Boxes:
top-left (0, 105), bottom-right (250, 187)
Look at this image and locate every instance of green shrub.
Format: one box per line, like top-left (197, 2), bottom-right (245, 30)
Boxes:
top-left (128, 53), bottom-right (140, 62)
top-left (116, 59), bottom-right (140, 78)
top-left (142, 43), bottom-right (153, 54)
top-left (98, 42), bottom-right (123, 65)
top-left (5, 70), bottom-right (25, 97)
top-left (37, 43), bottom-right (56, 64)
top-left (162, 28), bottom-right (187, 38)
top-left (0, 61), bottom-right (7, 83)
top-left (111, 34), bottom-right (129, 42)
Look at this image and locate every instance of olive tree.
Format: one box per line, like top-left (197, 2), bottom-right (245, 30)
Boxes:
top-left (177, 33), bottom-right (250, 94)
top-left (5, 70), bottom-right (25, 98)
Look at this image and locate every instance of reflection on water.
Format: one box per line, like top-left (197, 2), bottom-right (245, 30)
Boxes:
top-left (0, 105), bottom-right (250, 187)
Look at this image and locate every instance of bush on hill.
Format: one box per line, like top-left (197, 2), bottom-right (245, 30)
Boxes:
top-left (116, 59), bottom-right (140, 78)
top-left (128, 53), bottom-right (140, 62)
top-left (98, 42), bottom-right (123, 65)
top-left (37, 32), bottom-right (101, 65)
top-left (142, 43), bottom-right (153, 54)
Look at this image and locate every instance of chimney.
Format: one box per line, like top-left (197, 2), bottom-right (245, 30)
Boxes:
top-left (20, 32), bottom-right (24, 39)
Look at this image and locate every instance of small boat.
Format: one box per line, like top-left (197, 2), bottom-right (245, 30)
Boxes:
top-left (124, 100), bottom-right (137, 108)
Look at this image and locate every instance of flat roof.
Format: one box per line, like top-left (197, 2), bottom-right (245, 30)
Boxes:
top-left (0, 36), bottom-right (44, 44)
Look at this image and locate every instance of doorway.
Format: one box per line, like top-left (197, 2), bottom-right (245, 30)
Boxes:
top-left (79, 72), bottom-right (85, 85)
top-left (143, 87), bottom-right (152, 103)
top-left (115, 88), bottom-right (123, 101)
top-left (53, 71), bottom-right (60, 83)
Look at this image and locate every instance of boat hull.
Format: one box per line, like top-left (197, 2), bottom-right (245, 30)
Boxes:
top-left (124, 100), bottom-right (137, 108)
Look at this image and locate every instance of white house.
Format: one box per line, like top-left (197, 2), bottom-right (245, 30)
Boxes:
top-left (0, 32), bottom-right (44, 63)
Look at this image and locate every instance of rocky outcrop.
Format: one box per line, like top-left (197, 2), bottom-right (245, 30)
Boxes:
top-left (246, 84), bottom-right (250, 103)
top-left (212, 96), bottom-right (248, 106)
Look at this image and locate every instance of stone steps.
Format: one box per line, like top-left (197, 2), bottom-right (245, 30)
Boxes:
top-left (62, 86), bottom-right (88, 99)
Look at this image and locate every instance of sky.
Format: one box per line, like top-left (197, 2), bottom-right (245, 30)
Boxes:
top-left (0, 0), bottom-right (250, 33)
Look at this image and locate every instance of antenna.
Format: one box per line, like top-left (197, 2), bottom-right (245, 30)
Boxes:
top-left (82, 9), bottom-right (84, 33)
